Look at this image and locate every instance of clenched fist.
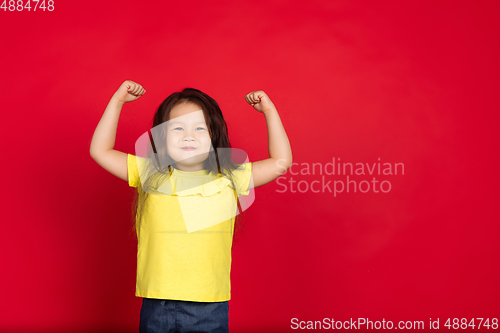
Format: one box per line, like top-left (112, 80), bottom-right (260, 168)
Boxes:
top-left (113, 80), bottom-right (146, 103)
top-left (244, 90), bottom-right (276, 114)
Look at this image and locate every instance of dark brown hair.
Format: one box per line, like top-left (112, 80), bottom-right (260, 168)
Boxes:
top-left (129, 88), bottom-right (249, 241)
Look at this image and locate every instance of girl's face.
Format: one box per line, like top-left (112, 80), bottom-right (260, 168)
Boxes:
top-left (166, 102), bottom-right (212, 171)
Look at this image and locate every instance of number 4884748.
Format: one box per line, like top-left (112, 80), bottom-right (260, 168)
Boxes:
top-left (444, 318), bottom-right (498, 330)
top-left (1, 0), bottom-right (55, 11)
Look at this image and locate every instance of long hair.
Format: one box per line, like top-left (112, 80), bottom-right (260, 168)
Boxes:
top-left (129, 88), bottom-right (248, 241)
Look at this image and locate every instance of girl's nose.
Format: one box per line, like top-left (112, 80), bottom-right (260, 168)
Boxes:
top-left (183, 131), bottom-right (195, 140)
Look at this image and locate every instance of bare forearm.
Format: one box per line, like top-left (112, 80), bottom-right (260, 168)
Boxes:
top-left (263, 107), bottom-right (292, 165)
top-left (90, 96), bottom-right (125, 156)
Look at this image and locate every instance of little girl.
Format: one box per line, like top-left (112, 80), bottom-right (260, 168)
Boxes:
top-left (90, 80), bottom-right (292, 333)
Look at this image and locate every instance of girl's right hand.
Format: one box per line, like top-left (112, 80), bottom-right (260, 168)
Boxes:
top-left (113, 80), bottom-right (146, 103)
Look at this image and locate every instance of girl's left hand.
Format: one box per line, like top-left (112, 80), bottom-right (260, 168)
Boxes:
top-left (245, 90), bottom-right (276, 114)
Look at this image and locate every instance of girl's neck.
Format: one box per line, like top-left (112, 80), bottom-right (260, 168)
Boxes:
top-left (172, 163), bottom-right (205, 172)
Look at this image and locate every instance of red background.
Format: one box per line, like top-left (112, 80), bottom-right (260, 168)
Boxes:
top-left (1, 0), bottom-right (499, 332)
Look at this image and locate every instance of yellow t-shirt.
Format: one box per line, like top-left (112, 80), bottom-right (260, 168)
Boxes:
top-left (127, 154), bottom-right (253, 302)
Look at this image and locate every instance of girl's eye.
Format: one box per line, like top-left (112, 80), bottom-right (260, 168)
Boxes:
top-left (196, 127), bottom-right (206, 130)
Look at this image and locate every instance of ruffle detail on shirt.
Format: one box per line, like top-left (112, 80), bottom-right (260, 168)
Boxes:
top-left (156, 174), bottom-right (233, 197)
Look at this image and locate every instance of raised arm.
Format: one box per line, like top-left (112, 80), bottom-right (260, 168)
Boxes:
top-left (244, 90), bottom-right (293, 189)
top-left (89, 80), bottom-right (146, 181)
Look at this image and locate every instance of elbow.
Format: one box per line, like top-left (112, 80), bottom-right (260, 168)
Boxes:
top-left (90, 146), bottom-right (99, 160)
top-left (89, 140), bottom-right (99, 159)
top-left (283, 154), bottom-right (293, 170)
top-left (90, 145), bottom-right (112, 160)
top-left (89, 147), bottom-right (104, 161)
top-left (275, 157), bottom-right (293, 174)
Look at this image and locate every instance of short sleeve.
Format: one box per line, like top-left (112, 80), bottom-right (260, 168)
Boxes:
top-left (231, 162), bottom-right (253, 196)
top-left (127, 154), bottom-right (140, 188)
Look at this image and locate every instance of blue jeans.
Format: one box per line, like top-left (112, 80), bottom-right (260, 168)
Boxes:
top-left (139, 298), bottom-right (229, 333)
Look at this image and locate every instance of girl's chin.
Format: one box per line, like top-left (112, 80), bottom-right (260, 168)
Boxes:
top-left (173, 157), bottom-right (207, 165)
